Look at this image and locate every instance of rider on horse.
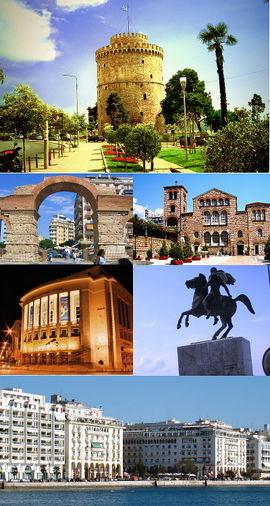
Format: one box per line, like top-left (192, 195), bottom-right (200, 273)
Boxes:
top-left (203, 267), bottom-right (236, 317)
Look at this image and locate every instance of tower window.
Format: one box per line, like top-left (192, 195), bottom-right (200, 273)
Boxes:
top-left (150, 74), bottom-right (153, 78)
top-left (141, 59), bottom-right (144, 63)
top-left (143, 93), bottom-right (147, 100)
top-left (103, 64), bottom-right (106, 67)
top-left (140, 112), bottom-right (143, 116)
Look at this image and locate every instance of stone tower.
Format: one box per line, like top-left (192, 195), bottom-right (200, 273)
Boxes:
top-left (163, 185), bottom-right (188, 227)
top-left (95, 33), bottom-right (164, 134)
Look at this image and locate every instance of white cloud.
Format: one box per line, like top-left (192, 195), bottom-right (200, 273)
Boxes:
top-left (135, 356), bottom-right (169, 375)
top-left (133, 198), bottom-right (163, 219)
top-left (56, 0), bottom-right (109, 11)
top-left (140, 321), bottom-right (157, 328)
top-left (95, 14), bottom-right (106, 23)
top-left (0, 1), bottom-right (58, 62)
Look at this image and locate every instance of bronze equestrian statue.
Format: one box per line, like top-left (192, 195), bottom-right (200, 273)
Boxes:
top-left (177, 268), bottom-right (255, 340)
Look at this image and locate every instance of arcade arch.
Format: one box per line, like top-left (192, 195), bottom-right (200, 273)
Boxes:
top-left (0, 176), bottom-right (132, 262)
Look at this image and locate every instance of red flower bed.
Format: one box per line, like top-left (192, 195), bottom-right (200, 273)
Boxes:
top-left (111, 156), bottom-right (139, 163)
top-left (192, 256), bottom-right (201, 260)
top-left (171, 259), bottom-right (183, 265)
top-left (159, 256), bottom-right (168, 260)
top-left (183, 258), bottom-right (193, 263)
top-left (102, 144), bottom-right (111, 148)
top-left (145, 257), bottom-right (151, 261)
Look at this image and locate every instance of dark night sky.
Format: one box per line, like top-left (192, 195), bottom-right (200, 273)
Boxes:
top-left (0, 265), bottom-right (132, 337)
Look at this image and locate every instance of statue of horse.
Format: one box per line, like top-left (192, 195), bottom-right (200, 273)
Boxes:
top-left (177, 273), bottom-right (255, 340)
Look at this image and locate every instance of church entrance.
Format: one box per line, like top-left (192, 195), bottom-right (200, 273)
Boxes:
top-left (237, 242), bottom-right (244, 255)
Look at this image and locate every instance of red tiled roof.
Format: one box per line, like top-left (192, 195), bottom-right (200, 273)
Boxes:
top-left (246, 202), bottom-right (270, 207)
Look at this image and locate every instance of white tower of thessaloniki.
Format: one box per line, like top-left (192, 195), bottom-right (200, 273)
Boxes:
top-left (95, 32), bottom-right (164, 134)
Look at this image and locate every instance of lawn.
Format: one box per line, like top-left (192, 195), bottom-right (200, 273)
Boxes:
top-left (157, 147), bottom-right (205, 172)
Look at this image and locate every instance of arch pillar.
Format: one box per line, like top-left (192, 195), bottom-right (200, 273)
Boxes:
top-left (94, 209), bottom-right (129, 260)
top-left (4, 209), bottom-right (40, 262)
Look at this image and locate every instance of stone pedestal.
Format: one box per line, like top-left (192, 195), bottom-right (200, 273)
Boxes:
top-left (177, 337), bottom-right (253, 376)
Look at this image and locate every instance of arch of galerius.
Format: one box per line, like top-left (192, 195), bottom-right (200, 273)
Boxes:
top-left (0, 175), bottom-right (132, 262)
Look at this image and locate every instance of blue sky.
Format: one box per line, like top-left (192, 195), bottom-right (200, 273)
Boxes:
top-left (0, 0), bottom-right (268, 115)
top-left (0, 376), bottom-right (269, 429)
top-left (134, 174), bottom-right (270, 217)
top-left (0, 173), bottom-right (87, 238)
top-left (134, 265), bottom-right (270, 376)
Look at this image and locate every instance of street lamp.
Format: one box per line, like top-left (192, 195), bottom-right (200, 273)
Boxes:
top-left (180, 76), bottom-right (188, 162)
top-left (62, 73), bottom-right (79, 146)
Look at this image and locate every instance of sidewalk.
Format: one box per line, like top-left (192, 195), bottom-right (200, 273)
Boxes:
top-left (29, 141), bottom-right (195, 174)
top-left (31, 142), bottom-right (105, 173)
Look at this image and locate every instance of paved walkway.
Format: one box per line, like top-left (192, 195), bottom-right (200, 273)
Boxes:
top-left (135, 255), bottom-right (267, 266)
top-left (32, 141), bottom-right (105, 173)
top-left (30, 141), bottom-right (195, 174)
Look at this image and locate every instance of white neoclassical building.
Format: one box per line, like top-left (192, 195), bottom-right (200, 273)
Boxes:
top-left (54, 395), bottom-right (123, 479)
top-left (123, 418), bottom-right (247, 478)
top-left (0, 388), bottom-right (65, 481)
top-left (0, 389), bottom-right (123, 482)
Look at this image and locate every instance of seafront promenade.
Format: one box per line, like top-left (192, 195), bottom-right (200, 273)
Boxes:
top-left (3, 480), bottom-right (270, 490)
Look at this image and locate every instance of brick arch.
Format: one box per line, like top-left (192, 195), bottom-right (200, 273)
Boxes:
top-left (31, 175), bottom-right (99, 212)
top-left (0, 175), bottom-right (131, 262)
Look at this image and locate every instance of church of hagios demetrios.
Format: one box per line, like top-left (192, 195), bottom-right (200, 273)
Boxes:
top-left (162, 185), bottom-right (270, 256)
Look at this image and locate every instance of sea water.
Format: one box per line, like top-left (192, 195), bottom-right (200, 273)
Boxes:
top-left (0, 487), bottom-right (269, 506)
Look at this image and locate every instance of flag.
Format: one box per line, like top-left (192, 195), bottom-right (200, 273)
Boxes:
top-left (121, 5), bottom-right (128, 12)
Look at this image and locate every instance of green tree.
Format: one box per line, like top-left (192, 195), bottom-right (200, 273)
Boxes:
top-left (162, 69), bottom-right (214, 130)
top-left (0, 242), bottom-right (5, 249)
top-left (264, 237), bottom-right (270, 261)
top-left (87, 104), bottom-right (97, 133)
top-left (39, 238), bottom-right (56, 249)
top-left (206, 109), bottom-right (239, 132)
top-left (159, 240), bottom-right (168, 257)
top-left (172, 459), bottom-right (198, 476)
top-left (225, 469), bottom-right (236, 480)
top-left (1, 85), bottom-right (48, 166)
top-left (183, 236), bottom-right (193, 258)
top-left (205, 118), bottom-right (269, 172)
top-left (115, 123), bottom-right (133, 169)
top-left (53, 466), bottom-right (61, 480)
top-left (248, 94), bottom-right (265, 122)
top-left (198, 23), bottom-right (237, 127)
top-left (105, 92), bottom-right (129, 129)
top-left (104, 125), bottom-right (117, 146)
top-left (125, 124), bottom-right (161, 171)
top-left (59, 240), bottom-right (75, 247)
top-left (40, 465), bottom-right (48, 480)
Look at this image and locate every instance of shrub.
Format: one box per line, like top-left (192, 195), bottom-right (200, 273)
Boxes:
top-left (205, 118), bottom-right (269, 172)
top-left (159, 240), bottom-right (168, 257)
top-left (146, 248), bottom-right (152, 259)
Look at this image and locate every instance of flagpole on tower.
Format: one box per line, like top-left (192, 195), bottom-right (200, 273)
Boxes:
top-left (121, 4), bottom-right (130, 33)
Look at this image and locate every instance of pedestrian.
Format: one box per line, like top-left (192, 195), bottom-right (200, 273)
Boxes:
top-left (72, 250), bottom-right (77, 262)
top-left (94, 249), bottom-right (106, 265)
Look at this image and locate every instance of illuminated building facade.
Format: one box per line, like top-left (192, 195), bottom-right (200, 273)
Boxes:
top-left (17, 267), bottom-right (133, 374)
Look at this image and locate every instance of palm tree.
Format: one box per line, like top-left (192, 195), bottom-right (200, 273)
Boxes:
top-left (0, 68), bottom-right (4, 85)
top-left (198, 23), bottom-right (237, 127)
